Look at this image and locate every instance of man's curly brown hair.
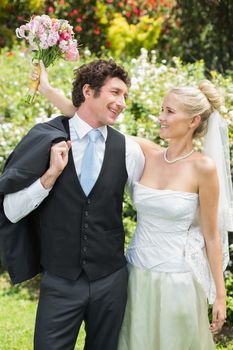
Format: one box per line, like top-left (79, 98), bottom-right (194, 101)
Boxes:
top-left (72, 59), bottom-right (131, 108)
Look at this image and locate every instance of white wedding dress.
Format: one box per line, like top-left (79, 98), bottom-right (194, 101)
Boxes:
top-left (117, 182), bottom-right (215, 350)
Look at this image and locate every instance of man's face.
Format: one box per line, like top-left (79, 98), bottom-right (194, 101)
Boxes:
top-left (85, 77), bottom-right (128, 127)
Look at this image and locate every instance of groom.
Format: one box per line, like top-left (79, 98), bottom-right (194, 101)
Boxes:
top-left (1, 59), bottom-right (144, 350)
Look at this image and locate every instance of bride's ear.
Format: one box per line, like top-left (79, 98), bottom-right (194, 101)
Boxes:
top-left (189, 115), bottom-right (201, 130)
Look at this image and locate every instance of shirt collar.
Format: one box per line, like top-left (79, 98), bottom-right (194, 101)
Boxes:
top-left (70, 113), bottom-right (107, 141)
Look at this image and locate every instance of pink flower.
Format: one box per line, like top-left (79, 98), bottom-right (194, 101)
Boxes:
top-left (16, 24), bottom-right (30, 39)
top-left (59, 31), bottom-right (71, 41)
top-left (37, 24), bottom-right (46, 38)
top-left (75, 25), bottom-right (82, 32)
top-left (15, 15), bottom-right (79, 69)
top-left (65, 41), bottom-right (79, 61)
top-left (59, 40), bottom-right (69, 52)
top-left (30, 16), bottom-right (42, 34)
top-left (48, 32), bottom-right (59, 46)
top-left (65, 48), bottom-right (79, 61)
top-left (40, 40), bottom-right (49, 49)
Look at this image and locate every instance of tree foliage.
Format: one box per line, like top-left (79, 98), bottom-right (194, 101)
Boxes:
top-left (158, 0), bottom-right (233, 73)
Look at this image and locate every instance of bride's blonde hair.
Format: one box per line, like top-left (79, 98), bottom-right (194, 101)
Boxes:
top-left (169, 80), bottom-right (222, 138)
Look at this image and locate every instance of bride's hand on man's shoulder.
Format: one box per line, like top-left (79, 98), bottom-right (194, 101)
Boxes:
top-left (130, 136), bottom-right (162, 156)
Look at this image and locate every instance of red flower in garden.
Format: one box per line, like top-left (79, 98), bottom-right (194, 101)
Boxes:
top-left (94, 28), bottom-right (100, 35)
top-left (118, 1), bottom-right (123, 6)
top-left (125, 12), bottom-right (131, 17)
top-left (106, 0), bottom-right (113, 3)
top-left (68, 11), bottom-right (74, 17)
top-left (59, 0), bottom-right (64, 4)
top-left (146, 0), bottom-right (156, 6)
top-left (75, 25), bottom-right (83, 32)
top-left (166, 1), bottom-right (174, 8)
top-left (48, 7), bottom-right (54, 13)
top-left (17, 16), bottom-right (22, 21)
top-left (133, 8), bottom-right (140, 15)
top-left (73, 9), bottom-right (78, 14)
top-left (7, 51), bottom-right (14, 57)
top-left (76, 18), bottom-right (81, 23)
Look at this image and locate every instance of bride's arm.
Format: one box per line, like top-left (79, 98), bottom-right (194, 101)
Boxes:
top-left (198, 157), bottom-right (226, 333)
top-left (130, 136), bottom-right (162, 156)
top-left (35, 61), bottom-right (77, 117)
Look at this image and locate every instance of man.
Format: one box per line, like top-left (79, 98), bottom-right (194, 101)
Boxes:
top-left (2, 59), bottom-right (144, 350)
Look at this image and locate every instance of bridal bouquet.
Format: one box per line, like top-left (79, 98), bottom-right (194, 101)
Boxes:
top-left (16, 15), bottom-right (79, 103)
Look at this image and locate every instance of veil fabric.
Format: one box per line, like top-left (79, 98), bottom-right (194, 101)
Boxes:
top-left (185, 110), bottom-right (233, 304)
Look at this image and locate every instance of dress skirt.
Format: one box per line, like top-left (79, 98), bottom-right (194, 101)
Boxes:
top-left (117, 264), bottom-right (215, 350)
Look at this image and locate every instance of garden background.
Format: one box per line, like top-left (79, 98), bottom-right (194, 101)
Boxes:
top-left (0, 0), bottom-right (233, 349)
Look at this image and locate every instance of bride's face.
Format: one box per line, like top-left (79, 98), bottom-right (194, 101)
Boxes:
top-left (159, 93), bottom-right (193, 140)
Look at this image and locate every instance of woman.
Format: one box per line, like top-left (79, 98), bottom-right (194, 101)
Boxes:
top-left (35, 63), bottom-right (232, 349)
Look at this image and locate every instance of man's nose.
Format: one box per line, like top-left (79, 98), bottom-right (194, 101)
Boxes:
top-left (117, 96), bottom-right (126, 109)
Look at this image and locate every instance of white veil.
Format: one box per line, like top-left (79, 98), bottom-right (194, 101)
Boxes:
top-left (203, 110), bottom-right (233, 270)
top-left (185, 109), bottom-right (233, 304)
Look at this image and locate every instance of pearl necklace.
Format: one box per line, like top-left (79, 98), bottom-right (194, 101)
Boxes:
top-left (164, 148), bottom-right (194, 164)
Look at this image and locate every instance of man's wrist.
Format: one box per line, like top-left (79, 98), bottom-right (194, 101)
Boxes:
top-left (40, 168), bottom-right (60, 189)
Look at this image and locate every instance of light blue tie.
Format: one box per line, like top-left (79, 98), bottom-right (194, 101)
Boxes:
top-left (80, 129), bottom-right (102, 196)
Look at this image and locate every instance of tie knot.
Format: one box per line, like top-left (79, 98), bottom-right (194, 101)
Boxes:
top-left (88, 129), bottom-right (101, 142)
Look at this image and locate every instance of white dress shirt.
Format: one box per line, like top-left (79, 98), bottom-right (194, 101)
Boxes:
top-left (4, 114), bottom-right (145, 223)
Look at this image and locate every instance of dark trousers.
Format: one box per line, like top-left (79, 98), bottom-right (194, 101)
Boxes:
top-left (34, 266), bottom-right (128, 350)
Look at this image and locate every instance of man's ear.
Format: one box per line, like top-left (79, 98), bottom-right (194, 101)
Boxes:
top-left (82, 84), bottom-right (93, 99)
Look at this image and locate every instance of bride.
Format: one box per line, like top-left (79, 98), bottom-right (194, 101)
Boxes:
top-left (35, 63), bottom-right (232, 349)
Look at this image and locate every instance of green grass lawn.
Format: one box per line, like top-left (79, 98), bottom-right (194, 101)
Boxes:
top-left (0, 293), bottom-right (85, 350)
top-left (0, 273), bottom-right (232, 350)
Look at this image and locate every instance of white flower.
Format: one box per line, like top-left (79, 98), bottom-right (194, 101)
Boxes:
top-left (84, 48), bottom-right (91, 57)
top-left (228, 110), bottom-right (233, 119)
top-left (220, 105), bottom-right (228, 114)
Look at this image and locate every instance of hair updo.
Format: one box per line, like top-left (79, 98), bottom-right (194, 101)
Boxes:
top-left (169, 80), bottom-right (222, 138)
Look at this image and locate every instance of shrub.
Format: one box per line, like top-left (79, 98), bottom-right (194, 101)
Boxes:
top-left (158, 0), bottom-right (233, 73)
top-left (0, 0), bottom-right (175, 55)
top-left (0, 0), bottom-right (44, 47)
top-left (107, 14), bottom-right (163, 58)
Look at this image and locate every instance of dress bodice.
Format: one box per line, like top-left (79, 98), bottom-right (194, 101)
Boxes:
top-left (126, 182), bottom-right (199, 272)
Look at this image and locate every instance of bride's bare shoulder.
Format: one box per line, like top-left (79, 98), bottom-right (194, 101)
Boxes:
top-left (193, 152), bottom-right (217, 177)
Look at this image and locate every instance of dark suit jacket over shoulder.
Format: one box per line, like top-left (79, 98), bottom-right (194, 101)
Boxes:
top-left (0, 116), bottom-right (69, 284)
